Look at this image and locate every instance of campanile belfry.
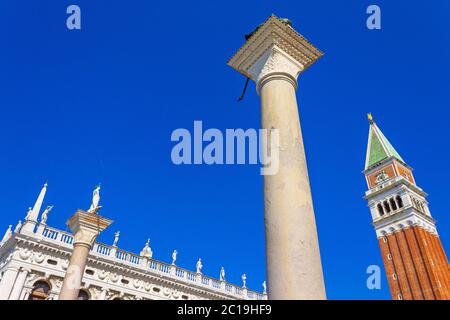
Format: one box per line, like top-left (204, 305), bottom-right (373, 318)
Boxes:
top-left (363, 114), bottom-right (450, 300)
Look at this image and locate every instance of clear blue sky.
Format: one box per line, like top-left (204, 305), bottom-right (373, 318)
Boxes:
top-left (1, 1), bottom-right (449, 299)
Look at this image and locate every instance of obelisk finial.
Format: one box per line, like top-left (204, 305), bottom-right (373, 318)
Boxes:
top-left (367, 112), bottom-right (374, 124)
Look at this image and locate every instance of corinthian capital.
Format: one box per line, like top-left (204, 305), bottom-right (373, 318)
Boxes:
top-left (228, 15), bottom-right (323, 93)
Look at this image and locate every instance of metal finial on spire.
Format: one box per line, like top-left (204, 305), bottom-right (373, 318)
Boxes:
top-left (367, 112), bottom-right (374, 124)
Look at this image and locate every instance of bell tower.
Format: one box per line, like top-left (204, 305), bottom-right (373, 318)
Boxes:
top-left (363, 114), bottom-right (450, 300)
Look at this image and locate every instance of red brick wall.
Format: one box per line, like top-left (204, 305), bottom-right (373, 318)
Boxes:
top-left (378, 226), bottom-right (449, 300)
top-left (394, 163), bottom-right (415, 185)
top-left (367, 164), bottom-right (396, 188)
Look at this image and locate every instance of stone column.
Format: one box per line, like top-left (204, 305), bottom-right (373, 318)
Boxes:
top-left (0, 266), bottom-right (19, 300)
top-left (228, 16), bottom-right (326, 299)
top-left (8, 268), bottom-right (29, 300)
top-left (59, 210), bottom-right (112, 300)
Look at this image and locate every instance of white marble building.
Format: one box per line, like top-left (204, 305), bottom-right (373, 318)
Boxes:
top-left (0, 185), bottom-right (266, 300)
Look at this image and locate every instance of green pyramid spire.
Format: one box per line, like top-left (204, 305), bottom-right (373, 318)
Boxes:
top-left (365, 115), bottom-right (405, 170)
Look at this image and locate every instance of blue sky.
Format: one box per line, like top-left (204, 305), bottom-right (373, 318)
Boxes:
top-left (1, 1), bottom-right (449, 299)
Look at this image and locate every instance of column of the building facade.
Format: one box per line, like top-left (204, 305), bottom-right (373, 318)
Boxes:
top-left (0, 265), bottom-right (19, 300)
top-left (8, 268), bottom-right (29, 300)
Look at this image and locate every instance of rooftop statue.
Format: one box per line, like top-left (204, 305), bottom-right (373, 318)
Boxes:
top-left (172, 250), bottom-right (178, 265)
top-left (196, 258), bottom-right (203, 274)
top-left (88, 184), bottom-right (102, 214)
top-left (140, 238), bottom-right (153, 259)
top-left (25, 207), bottom-right (32, 220)
top-left (220, 267), bottom-right (226, 281)
top-left (41, 205), bottom-right (54, 225)
top-left (14, 220), bottom-right (22, 233)
top-left (113, 231), bottom-right (120, 247)
top-left (0, 225), bottom-right (12, 245)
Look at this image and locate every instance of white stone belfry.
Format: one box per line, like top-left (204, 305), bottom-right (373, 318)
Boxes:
top-left (228, 15), bottom-right (326, 299)
top-left (21, 183), bottom-right (48, 235)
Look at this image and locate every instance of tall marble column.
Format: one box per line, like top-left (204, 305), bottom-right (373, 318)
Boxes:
top-left (228, 16), bottom-right (326, 299)
top-left (59, 210), bottom-right (112, 300)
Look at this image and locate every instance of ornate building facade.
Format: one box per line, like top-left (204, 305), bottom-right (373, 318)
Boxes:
top-left (0, 185), bottom-right (266, 300)
top-left (364, 115), bottom-right (450, 300)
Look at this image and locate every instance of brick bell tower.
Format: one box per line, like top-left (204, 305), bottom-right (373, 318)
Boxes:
top-left (363, 113), bottom-right (450, 300)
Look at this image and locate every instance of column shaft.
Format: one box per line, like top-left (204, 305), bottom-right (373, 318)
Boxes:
top-left (8, 268), bottom-right (29, 300)
top-left (0, 267), bottom-right (19, 300)
top-left (260, 74), bottom-right (326, 299)
top-left (59, 243), bottom-right (90, 300)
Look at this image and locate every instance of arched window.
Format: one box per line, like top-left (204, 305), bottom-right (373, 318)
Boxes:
top-left (389, 198), bottom-right (397, 211)
top-left (396, 196), bottom-right (403, 208)
top-left (383, 201), bottom-right (391, 213)
top-left (28, 281), bottom-right (51, 300)
top-left (377, 203), bottom-right (384, 216)
top-left (77, 289), bottom-right (90, 300)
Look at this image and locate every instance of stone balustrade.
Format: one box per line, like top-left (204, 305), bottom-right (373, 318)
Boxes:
top-left (37, 225), bottom-right (265, 300)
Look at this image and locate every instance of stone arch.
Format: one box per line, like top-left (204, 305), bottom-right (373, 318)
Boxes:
top-left (396, 195), bottom-right (404, 208)
top-left (78, 288), bottom-right (91, 300)
top-left (389, 198), bottom-right (397, 211)
top-left (377, 203), bottom-right (384, 216)
top-left (28, 280), bottom-right (52, 300)
top-left (383, 200), bottom-right (391, 213)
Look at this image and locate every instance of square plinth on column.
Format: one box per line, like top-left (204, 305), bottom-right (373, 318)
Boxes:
top-left (228, 15), bottom-right (323, 81)
top-left (67, 210), bottom-right (113, 246)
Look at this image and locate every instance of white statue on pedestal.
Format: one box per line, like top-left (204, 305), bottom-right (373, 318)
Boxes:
top-left (262, 280), bottom-right (267, 294)
top-left (25, 207), bottom-right (32, 220)
top-left (1, 225), bottom-right (12, 245)
top-left (140, 239), bottom-right (153, 259)
top-left (88, 184), bottom-right (102, 214)
top-left (113, 231), bottom-right (120, 247)
top-left (220, 267), bottom-right (225, 281)
top-left (171, 250), bottom-right (177, 265)
top-left (14, 220), bottom-right (23, 233)
top-left (40, 205), bottom-right (54, 225)
top-left (196, 258), bottom-right (203, 274)
top-left (242, 274), bottom-right (247, 288)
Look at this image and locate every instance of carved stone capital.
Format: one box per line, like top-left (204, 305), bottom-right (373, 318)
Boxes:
top-left (228, 15), bottom-right (323, 94)
top-left (67, 210), bottom-right (113, 247)
top-left (248, 46), bottom-right (302, 92)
